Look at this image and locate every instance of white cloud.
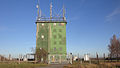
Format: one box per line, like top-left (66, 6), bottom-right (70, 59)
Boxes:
top-left (106, 8), bottom-right (120, 22)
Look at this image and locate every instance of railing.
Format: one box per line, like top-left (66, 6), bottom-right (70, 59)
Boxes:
top-left (36, 17), bottom-right (66, 22)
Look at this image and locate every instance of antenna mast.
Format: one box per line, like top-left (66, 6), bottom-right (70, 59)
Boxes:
top-left (40, 9), bottom-right (41, 17)
top-left (36, 0), bottom-right (40, 18)
top-left (50, 2), bottom-right (52, 19)
top-left (63, 5), bottom-right (65, 17)
top-left (63, 5), bottom-right (66, 21)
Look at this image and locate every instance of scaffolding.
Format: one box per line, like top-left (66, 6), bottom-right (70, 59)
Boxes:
top-left (36, 17), bottom-right (66, 23)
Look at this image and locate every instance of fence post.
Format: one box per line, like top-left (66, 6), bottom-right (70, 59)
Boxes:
top-left (103, 53), bottom-right (105, 63)
top-left (96, 52), bottom-right (99, 64)
top-left (0, 56), bottom-right (1, 62)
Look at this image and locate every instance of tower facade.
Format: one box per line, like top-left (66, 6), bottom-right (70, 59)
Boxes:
top-left (36, 2), bottom-right (67, 64)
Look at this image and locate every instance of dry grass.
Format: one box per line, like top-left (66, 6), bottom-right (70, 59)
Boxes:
top-left (0, 63), bottom-right (48, 68)
top-left (64, 61), bottom-right (120, 68)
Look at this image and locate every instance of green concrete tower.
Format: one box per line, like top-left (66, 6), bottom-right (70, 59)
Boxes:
top-left (36, 2), bottom-right (67, 64)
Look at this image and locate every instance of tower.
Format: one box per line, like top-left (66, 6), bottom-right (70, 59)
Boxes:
top-left (36, 1), bottom-right (67, 64)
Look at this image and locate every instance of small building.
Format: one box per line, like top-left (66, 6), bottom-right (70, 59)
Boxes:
top-left (84, 54), bottom-right (90, 61)
top-left (73, 56), bottom-right (78, 61)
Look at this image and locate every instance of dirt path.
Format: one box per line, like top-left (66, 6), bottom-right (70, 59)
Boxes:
top-left (38, 64), bottom-right (66, 68)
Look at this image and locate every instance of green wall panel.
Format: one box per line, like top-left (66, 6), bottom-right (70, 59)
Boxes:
top-left (36, 22), bottom-right (66, 55)
top-left (36, 23), bottom-right (49, 52)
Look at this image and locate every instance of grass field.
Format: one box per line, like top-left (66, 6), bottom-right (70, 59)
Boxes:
top-left (0, 63), bottom-right (48, 68)
top-left (64, 61), bottom-right (120, 68)
top-left (0, 61), bottom-right (120, 68)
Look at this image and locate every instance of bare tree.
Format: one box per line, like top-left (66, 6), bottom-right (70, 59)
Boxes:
top-left (31, 47), bottom-right (36, 53)
top-left (108, 35), bottom-right (120, 61)
top-left (36, 48), bottom-right (48, 63)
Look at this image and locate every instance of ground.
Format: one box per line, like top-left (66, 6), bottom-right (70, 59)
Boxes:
top-left (0, 61), bottom-right (120, 68)
top-left (38, 64), bottom-right (65, 68)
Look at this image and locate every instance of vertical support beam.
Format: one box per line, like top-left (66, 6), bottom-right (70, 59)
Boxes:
top-left (35, 54), bottom-right (37, 63)
top-left (36, 23), bottom-right (39, 52)
top-left (48, 55), bottom-right (49, 64)
top-left (48, 24), bottom-right (50, 55)
top-left (59, 55), bottom-right (61, 64)
top-left (48, 23), bottom-right (51, 54)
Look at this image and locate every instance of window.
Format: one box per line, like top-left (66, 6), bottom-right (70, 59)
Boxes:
top-left (53, 23), bottom-right (56, 26)
top-left (59, 23), bottom-right (64, 26)
top-left (41, 35), bottom-right (44, 39)
top-left (59, 23), bottom-right (61, 26)
top-left (61, 23), bottom-right (64, 26)
top-left (41, 23), bottom-right (44, 26)
top-left (53, 29), bottom-right (56, 32)
top-left (59, 41), bottom-right (62, 44)
top-left (53, 35), bottom-right (57, 39)
top-left (58, 34), bottom-right (62, 38)
top-left (54, 47), bottom-right (56, 51)
top-left (54, 41), bottom-right (57, 45)
top-left (59, 47), bottom-right (62, 50)
top-left (59, 29), bottom-right (62, 32)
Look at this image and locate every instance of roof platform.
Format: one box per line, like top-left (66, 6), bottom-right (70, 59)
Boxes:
top-left (36, 17), bottom-right (67, 24)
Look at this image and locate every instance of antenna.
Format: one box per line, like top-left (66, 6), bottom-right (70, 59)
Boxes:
top-left (40, 9), bottom-right (42, 17)
top-left (36, 0), bottom-right (40, 18)
top-left (36, 0), bottom-right (42, 19)
top-left (63, 5), bottom-right (66, 21)
top-left (63, 5), bottom-right (65, 17)
top-left (50, 2), bottom-right (52, 19)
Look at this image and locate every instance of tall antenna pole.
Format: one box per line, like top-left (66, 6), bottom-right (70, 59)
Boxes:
top-left (63, 5), bottom-right (65, 18)
top-left (50, 2), bottom-right (52, 19)
top-left (40, 9), bottom-right (42, 17)
top-left (63, 5), bottom-right (66, 21)
top-left (36, 0), bottom-right (40, 18)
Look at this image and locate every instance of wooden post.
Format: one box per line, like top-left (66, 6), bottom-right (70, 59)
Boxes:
top-left (103, 53), bottom-right (105, 63)
top-left (108, 54), bottom-right (110, 62)
top-left (78, 53), bottom-right (80, 68)
top-left (70, 53), bottom-right (72, 64)
top-left (0, 56), bottom-right (1, 61)
top-left (19, 54), bottom-right (20, 64)
top-left (35, 54), bottom-right (37, 64)
top-left (96, 53), bottom-right (99, 64)
top-left (48, 55), bottom-right (50, 64)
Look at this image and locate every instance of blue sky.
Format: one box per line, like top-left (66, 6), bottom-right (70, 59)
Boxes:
top-left (0, 0), bottom-right (120, 58)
